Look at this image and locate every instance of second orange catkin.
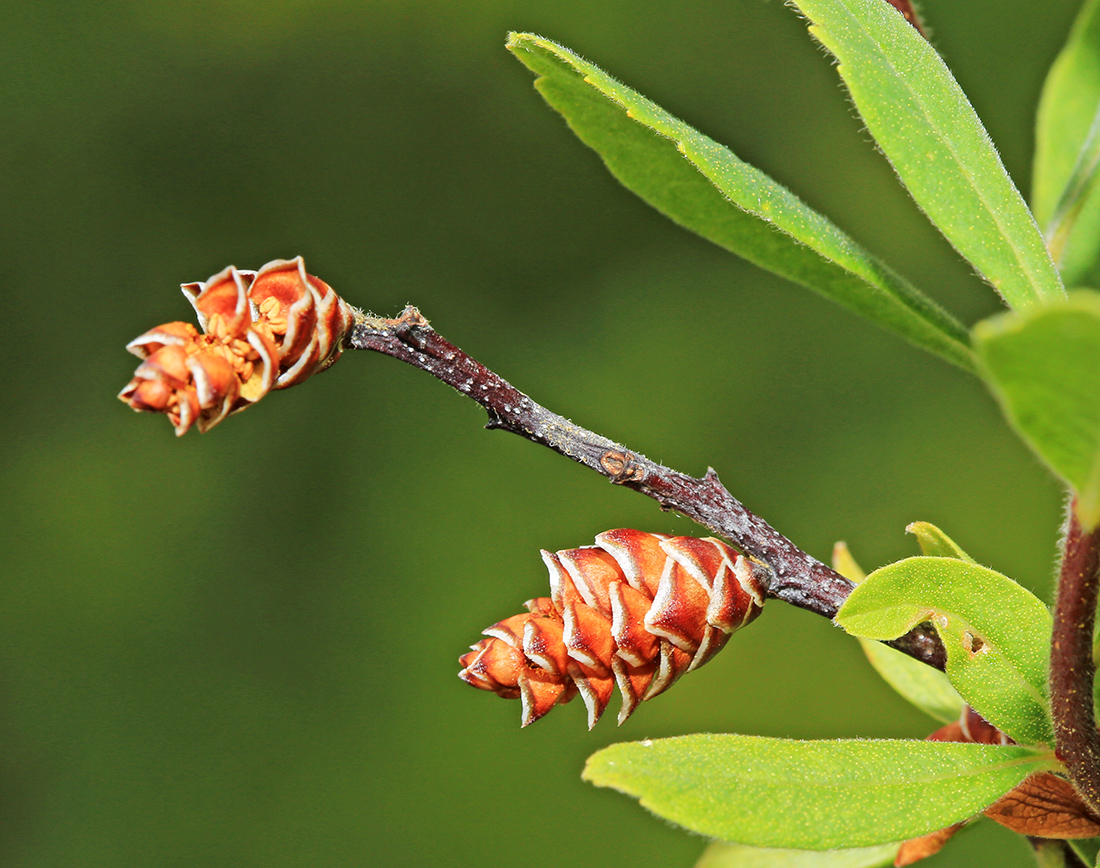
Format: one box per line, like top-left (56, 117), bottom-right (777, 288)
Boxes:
top-left (459, 529), bottom-right (767, 728)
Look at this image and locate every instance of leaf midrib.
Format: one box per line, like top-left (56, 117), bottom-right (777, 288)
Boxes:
top-left (633, 743), bottom-right (1051, 789)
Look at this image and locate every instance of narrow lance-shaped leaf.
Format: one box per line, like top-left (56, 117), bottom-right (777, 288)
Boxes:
top-left (832, 540), bottom-right (868, 583)
top-left (583, 734), bottom-right (1054, 850)
top-left (1034, 0), bottom-right (1100, 284)
top-left (975, 292), bottom-right (1100, 529)
top-left (787, 0), bottom-right (1065, 310)
top-left (506, 33), bottom-right (973, 371)
top-left (836, 557), bottom-right (1054, 746)
top-left (833, 541), bottom-right (964, 724)
top-left (696, 840), bottom-right (899, 868)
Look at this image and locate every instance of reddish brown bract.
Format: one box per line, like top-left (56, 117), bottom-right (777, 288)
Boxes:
top-left (119, 257), bottom-right (356, 435)
top-left (458, 529), bottom-right (766, 728)
top-left (895, 709), bottom-right (1100, 866)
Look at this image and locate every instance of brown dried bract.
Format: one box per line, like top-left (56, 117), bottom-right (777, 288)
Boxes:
top-left (894, 822), bottom-right (963, 867)
top-left (984, 773), bottom-right (1100, 839)
top-left (896, 708), bottom-right (1099, 865)
top-left (120, 257), bottom-right (355, 434)
top-left (458, 529), bottom-right (766, 728)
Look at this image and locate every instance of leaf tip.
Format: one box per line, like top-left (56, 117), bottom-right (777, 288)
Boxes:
top-left (504, 31), bottom-right (535, 55)
top-left (580, 749), bottom-right (611, 787)
top-left (832, 540), bottom-right (867, 583)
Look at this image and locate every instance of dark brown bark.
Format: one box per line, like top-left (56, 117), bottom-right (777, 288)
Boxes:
top-left (348, 307), bottom-right (945, 669)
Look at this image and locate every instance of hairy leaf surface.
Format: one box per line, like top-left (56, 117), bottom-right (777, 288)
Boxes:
top-left (696, 840), bottom-right (899, 868)
top-left (975, 292), bottom-right (1100, 529)
top-left (584, 734), bottom-right (1053, 849)
top-left (836, 557), bottom-right (1053, 745)
top-left (1034, 0), bottom-right (1100, 284)
top-left (832, 540), bottom-right (963, 723)
top-left (506, 33), bottom-right (973, 369)
top-left (788, 0), bottom-right (1064, 310)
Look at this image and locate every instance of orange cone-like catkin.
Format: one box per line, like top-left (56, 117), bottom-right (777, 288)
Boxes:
top-left (459, 529), bottom-right (767, 728)
top-left (120, 257), bottom-right (355, 435)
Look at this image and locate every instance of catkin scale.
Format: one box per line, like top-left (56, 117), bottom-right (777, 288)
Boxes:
top-left (459, 529), bottom-right (766, 728)
top-left (120, 257), bottom-right (355, 435)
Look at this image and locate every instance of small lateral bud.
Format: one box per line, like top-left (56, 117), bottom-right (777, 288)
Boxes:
top-left (458, 529), bottom-right (766, 728)
top-left (120, 257), bottom-right (356, 434)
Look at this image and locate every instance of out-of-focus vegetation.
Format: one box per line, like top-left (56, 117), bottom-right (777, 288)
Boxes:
top-left (0, 1), bottom-right (1079, 865)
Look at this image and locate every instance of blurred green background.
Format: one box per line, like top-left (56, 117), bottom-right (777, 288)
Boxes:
top-left (0, 0), bottom-right (1082, 865)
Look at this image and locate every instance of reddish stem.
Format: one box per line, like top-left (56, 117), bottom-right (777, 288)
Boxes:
top-left (1051, 504), bottom-right (1100, 815)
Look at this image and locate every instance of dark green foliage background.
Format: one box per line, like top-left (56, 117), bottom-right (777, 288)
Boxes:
top-left (0, 1), bottom-right (1078, 865)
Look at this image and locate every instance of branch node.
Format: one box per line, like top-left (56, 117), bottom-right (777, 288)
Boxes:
top-left (397, 305), bottom-right (429, 327)
top-left (600, 449), bottom-right (646, 484)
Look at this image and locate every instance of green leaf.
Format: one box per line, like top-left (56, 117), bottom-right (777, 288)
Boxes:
top-left (583, 734), bottom-right (1053, 849)
top-left (696, 840), bottom-right (899, 868)
top-left (906, 521), bottom-right (977, 562)
top-left (831, 539), bottom-right (964, 723)
top-left (1067, 837), bottom-right (1100, 868)
top-left (974, 292), bottom-right (1100, 528)
top-left (1035, 840), bottom-right (1071, 868)
top-left (1034, 0), bottom-right (1100, 284)
top-left (506, 33), bottom-right (974, 370)
top-left (787, 0), bottom-right (1065, 310)
top-left (860, 641), bottom-right (964, 724)
top-left (832, 541), bottom-right (868, 583)
top-left (1094, 652), bottom-right (1100, 709)
top-left (837, 557), bottom-right (1053, 746)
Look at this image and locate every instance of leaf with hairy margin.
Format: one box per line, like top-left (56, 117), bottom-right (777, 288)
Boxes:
top-left (906, 521), bottom-right (977, 562)
top-left (1034, 0), bottom-right (1100, 284)
top-left (696, 840), bottom-right (899, 868)
top-left (837, 557), bottom-right (1053, 746)
top-left (787, 0), bottom-right (1064, 310)
top-left (584, 734), bottom-right (1054, 849)
top-left (505, 33), bottom-right (973, 370)
top-left (975, 292), bottom-right (1100, 530)
top-left (832, 541), bottom-right (964, 724)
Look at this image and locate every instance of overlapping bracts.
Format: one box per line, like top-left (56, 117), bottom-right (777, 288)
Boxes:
top-left (459, 529), bottom-right (767, 728)
top-left (119, 257), bottom-right (355, 435)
